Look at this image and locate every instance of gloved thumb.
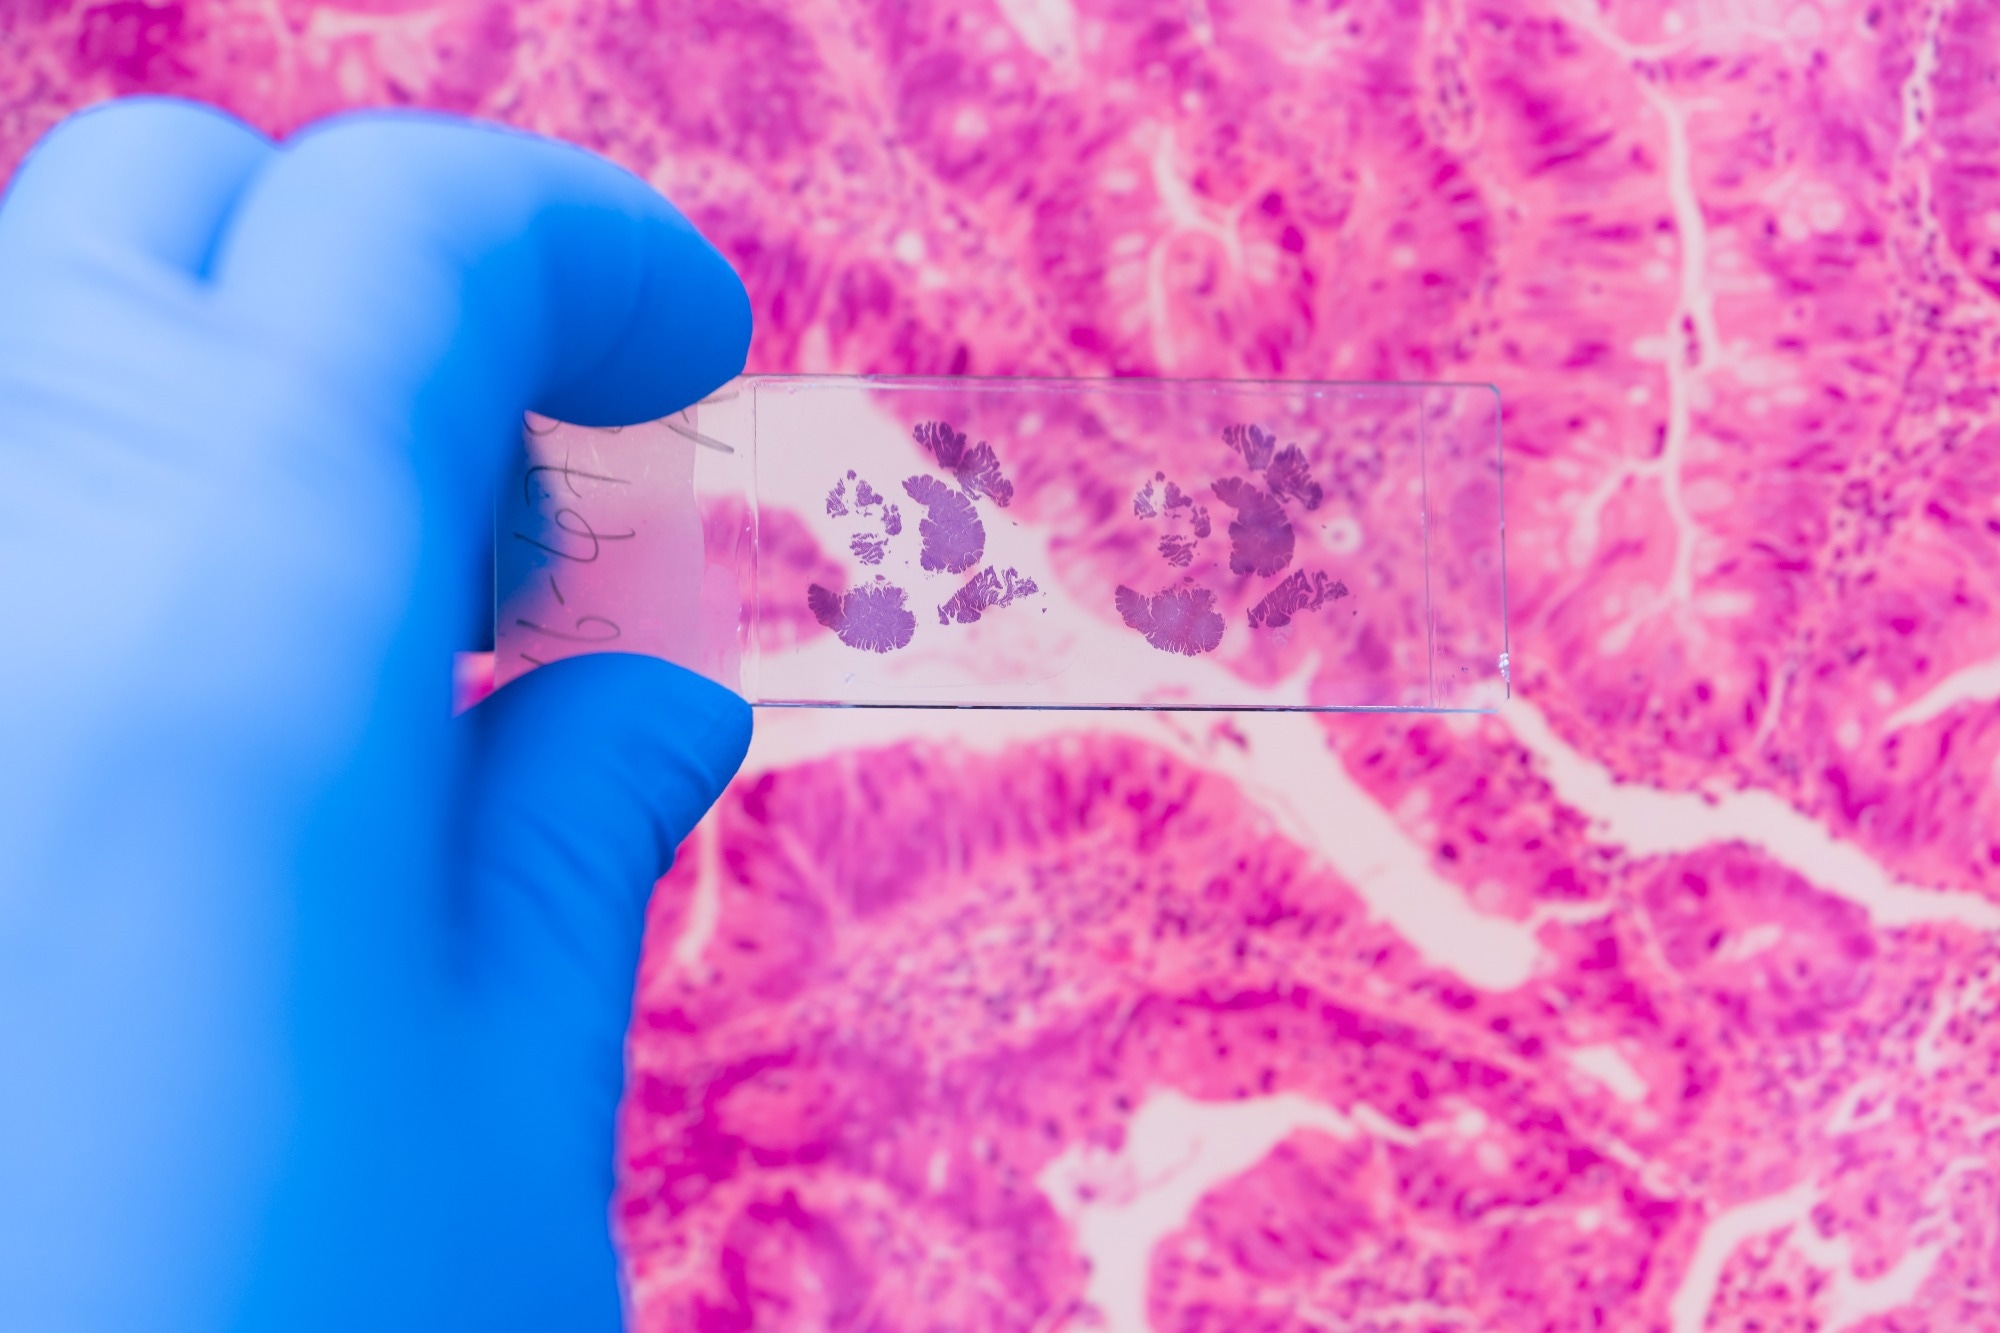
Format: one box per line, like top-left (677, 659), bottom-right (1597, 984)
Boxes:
top-left (458, 651), bottom-right (751, 1090)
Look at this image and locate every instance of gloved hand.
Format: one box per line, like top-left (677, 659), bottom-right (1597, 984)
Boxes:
top-left (0, 97), bottom-right (752, 1332)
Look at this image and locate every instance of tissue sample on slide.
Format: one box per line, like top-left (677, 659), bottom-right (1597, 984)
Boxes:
top-left (806, 580), bottom-right (916, 654)
top-left (1147, 480), bottom-right (1212, 541)
top-left (1116, 423), bottom-right (1353, 654)
top-left (915, 419), bottom-right (1016, 507)
top-left (808, 420), bottom-right (1033, 650)
top-left (902, 474), bottom-right (987, 575)
top-left (937, 565), bottom-right (1039, 626)
top-left (1113, 583), bottom-right (1226, 658)
top-left (1208, 476), bottom-right (1295, 579)
top-left (19, 0), bottom-right (1999, 1328)
top-left (1248, 570), bottom-right (1349, 631)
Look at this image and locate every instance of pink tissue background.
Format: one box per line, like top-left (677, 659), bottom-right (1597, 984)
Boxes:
top-left (7, 2), bottom-right (2000, 1328)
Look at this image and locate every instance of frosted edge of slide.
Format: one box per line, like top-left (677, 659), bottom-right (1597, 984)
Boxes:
top-left (494, 374), bottom-right (1508, 713)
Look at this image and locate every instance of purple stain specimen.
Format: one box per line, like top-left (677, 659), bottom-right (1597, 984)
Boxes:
top-left (882, 503), bottom-right (903, 537)
top-left (1223, 423), bottom-right (1277, 471)
top-left (1265, 443), bottom-right (1325, 511)
top-left (937, 566), bottom-right (1041, 625)
top-left (807, 580), bottom-right (917, 653)
top-left (1115, 583), bottom-right (1226, 657)
top-left (902, 474), bottom-right (986, 573)
top-left (1134, 479), bottom-right (1158, 519)
top-left (1210, 477), bottom-right (1295, 576)
top-left (954, 440), bottom-right (1014, 507)
top-left (1150, 476), bottom-right (1210, 534)
top-left (1248, 570), bottom-right (1350, 629)
top-left (854, 479), bottom-right (882, 508)
top-left (851, 533), bottom-right (889, 565)
top-left (825, 478), bottom-right (849, 517)
top-left (1159, 534), bottom-right (1198, 568)
top-left (914, 420), bottom-right (1015, 507)
top-left (914, 420), bottom-right (966, 462)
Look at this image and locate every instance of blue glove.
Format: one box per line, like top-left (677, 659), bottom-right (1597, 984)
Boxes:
top-left (0, 97), bottom-right (753, 1332)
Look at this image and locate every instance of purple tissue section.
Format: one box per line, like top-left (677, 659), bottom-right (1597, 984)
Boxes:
top-left (812, 431), bottom-right (1024, 652)
top-left (1224, 425), bottom-right (1324, 510)
top-left (1264, 444), bottom-right (1324, 511)
top-left (1125, 437), bottom-right (1329, 655)
top-left (806, 581), bottom-right (916, 654)
top-left (914, 419), bottom-right (1016, 507)
top-left (826, 473), bottom-right (906, 578)
top-left (1223, 422), bottom-right (1276, 471)
top-left (937, 566), bottom-right (1040, 626)
top-left (901, 474), bottom-right (986, 574)
top-left (1248, 570), bottom-right (1350, 629)
top-left (1113, 584), bottom-right (1227, 657)
top-left (811, 421), bottom-right (1025, 654)
top-left (1133, 479), bottom-right (1158, 519)
top-left (1136, 476), bottom-right (1212, 537)
top-left (1209, 476), bottom-right (1296, 578)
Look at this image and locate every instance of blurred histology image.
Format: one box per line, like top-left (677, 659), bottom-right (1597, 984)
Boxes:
top-left (8, 1), bottom-right (1999, 1328)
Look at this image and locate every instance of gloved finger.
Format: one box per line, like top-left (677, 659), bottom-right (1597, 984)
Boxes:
top-left (209, 110), bottom-right (749, 438)
top-left (0, 96), bottom-right (273, 277)
top-left (458, 652), bottom-right (751, 1086)
top-left (440, 652), bottom-right (747, 1333)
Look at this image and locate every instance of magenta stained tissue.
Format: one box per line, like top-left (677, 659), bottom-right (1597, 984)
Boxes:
top-left (496, 375), bottom-right (1508, 712)
top-left (898, 473), bottom-right (988, 574)
top-left (806, 580), bottom-right (916, 655)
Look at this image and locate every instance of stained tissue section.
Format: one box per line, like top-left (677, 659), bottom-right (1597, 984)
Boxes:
top-left (1225, 424), bottom-right (1323, 512)
top-left (1263, 445), bottom-right (1324, 511)
top-left (1142, 476), bottom-right (1215, 570)
top-left (1134, 474), bottom-right (1214, 541)
top-left (901, 473), bottom-right (987, 574)
top-left (809, 419), bottom-right (1034, 655)
top-left (1209, 477), bottom-right (1296, 578)
top-left (938, 566), bottom-right (1039, 626)
top-left (1223, 423), bottom-right (1277, 472)
top-left (1248, 570), bottom-right (1349, 630)
top-left (805, 580), bottom-right (916, 654)
top-left (1113, 583), bottom-right (1227, 657)
top-left (1124, 426), bottom-right (1340, 657)
top-left (915, 419), bottom-right (1015, 507)
top-left (1159, 479), bottom-right (1209, 533)
top-left (842, 487), bottom-right (897, 561)
top-left (1133, 479), bottom-right (1158, 519)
